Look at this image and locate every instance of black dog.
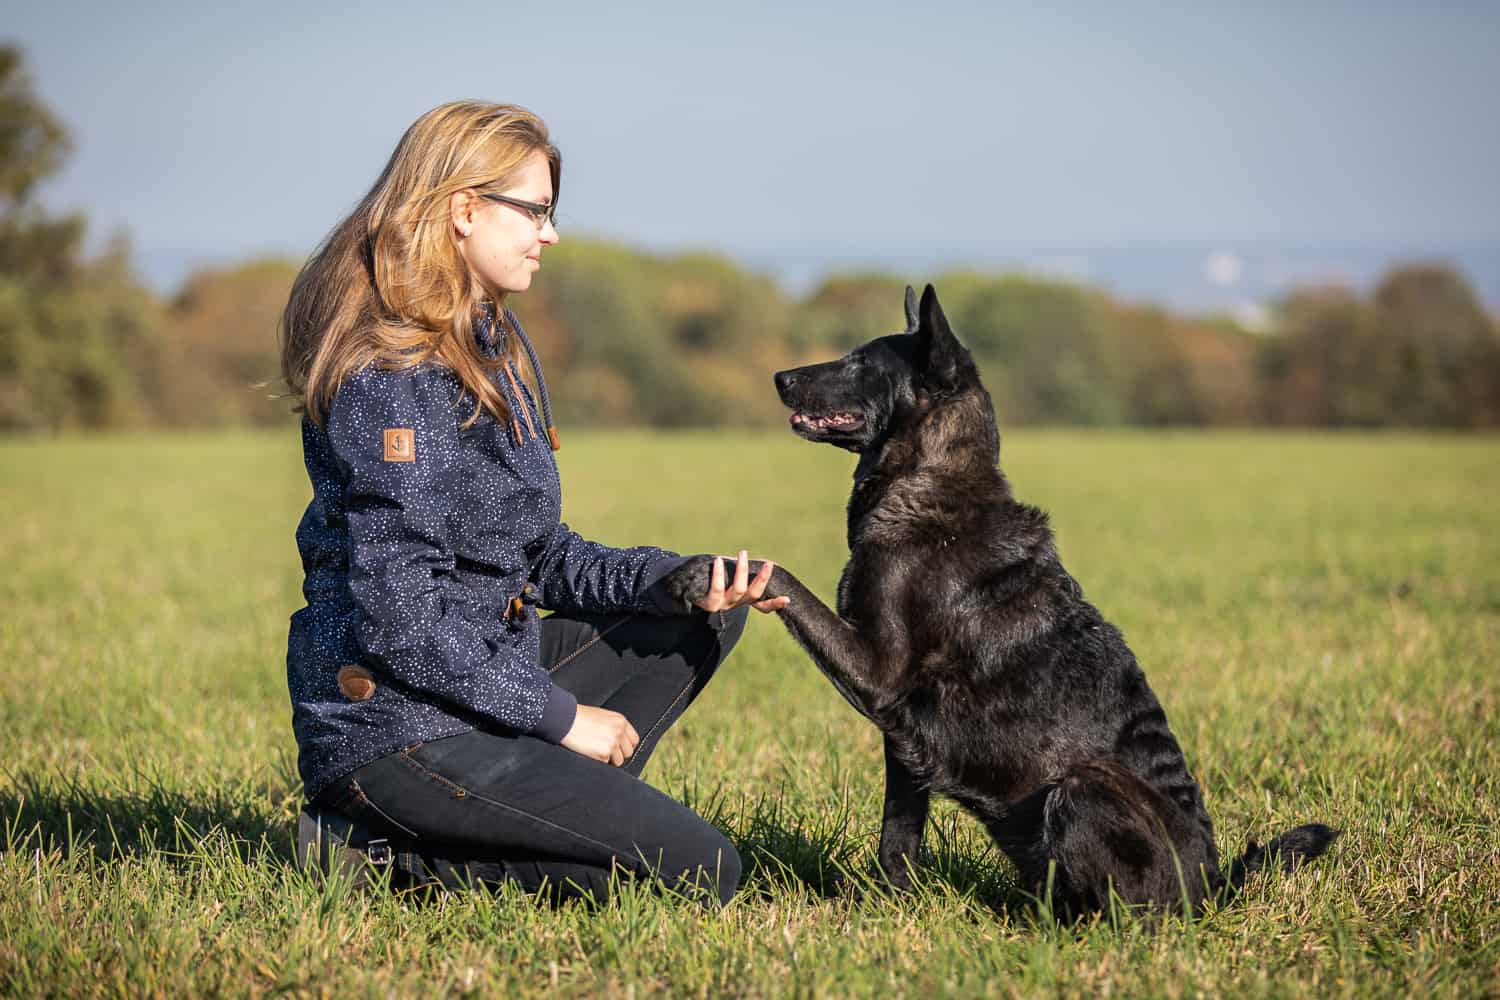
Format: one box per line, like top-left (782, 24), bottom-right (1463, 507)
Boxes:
top-left (666, 285), bottom-right (1336, 916)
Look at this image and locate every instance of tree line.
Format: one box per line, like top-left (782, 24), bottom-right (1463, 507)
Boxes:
top-left (3, 46), bottom-right (1497, 433)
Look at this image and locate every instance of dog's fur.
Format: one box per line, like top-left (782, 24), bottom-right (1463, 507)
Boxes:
top-left (665, 285), bottom-right (1337, 916)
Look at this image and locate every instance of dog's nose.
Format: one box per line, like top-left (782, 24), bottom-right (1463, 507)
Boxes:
top-left (774, 370), bottom-right (800, 396)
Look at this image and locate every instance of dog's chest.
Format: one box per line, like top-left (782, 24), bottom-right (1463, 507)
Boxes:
top-left (835, 553), bottom-right (887, 621)
top-left (835, 561), bottom-right (856, 620)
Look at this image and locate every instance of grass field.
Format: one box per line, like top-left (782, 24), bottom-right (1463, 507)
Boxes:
top-left (2, 428), bottom-right (1498, 997)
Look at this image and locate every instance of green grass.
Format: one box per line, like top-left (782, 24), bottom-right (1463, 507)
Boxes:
top-left (2, 428), bottom-right (1498, 997)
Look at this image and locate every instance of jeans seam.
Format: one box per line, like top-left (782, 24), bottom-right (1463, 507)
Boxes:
top-left (636, 635), bottom-right (719, 749)
top-left (394, 750), bottom-right (626, 860)
top-left (546, 613), bottom-right (639, 676)
top-left (636, 677), bottom-right (696, 753)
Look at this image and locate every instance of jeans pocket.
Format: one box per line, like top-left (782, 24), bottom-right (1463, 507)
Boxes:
top-left (344, 777), bottom-right (422, 841)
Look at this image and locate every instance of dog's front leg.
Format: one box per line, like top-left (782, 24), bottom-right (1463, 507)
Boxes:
top-left (662, 556), bottom-right (887, 719)
top-left (770, 569), bottom-right (888, 720)
top-left (878, 734), bottom-right (931, 890)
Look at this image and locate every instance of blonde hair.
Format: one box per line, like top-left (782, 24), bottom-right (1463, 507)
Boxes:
top-left (280, 101), bottom-right (561, 427)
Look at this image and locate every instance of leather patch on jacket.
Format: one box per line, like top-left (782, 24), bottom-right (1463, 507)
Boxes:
top-left (337, 665), bottom-right (377, 701)
top-left (383, 428), bottom-right (415, 462)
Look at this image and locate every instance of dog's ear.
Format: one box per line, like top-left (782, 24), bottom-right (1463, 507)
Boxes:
top-left (903, 285), bottom-right (919, 334)
top-left (915, 284), bottom-right (964, 386)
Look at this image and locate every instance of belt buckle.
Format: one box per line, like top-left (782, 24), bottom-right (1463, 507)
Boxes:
top-left (366, 838), bottom-right (392, 866)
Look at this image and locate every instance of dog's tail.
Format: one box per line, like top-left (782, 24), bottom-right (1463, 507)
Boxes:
top-left (1216, 823), bottom-right (1340, 896)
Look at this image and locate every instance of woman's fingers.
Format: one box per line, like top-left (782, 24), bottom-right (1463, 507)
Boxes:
top-left (611, 716), bottom-right (638, 766)
top-left (704, 555), bottom-right (726, 611)
top-left (696, 551), bottom-right (780, 611)
top-left (745, 559), bottom-right (774, 600)
top-left (729, 550), bottom-right (750, 602)
top-left (753, 595), bottom-right (790, 613)
top-left (562, 706), bottom-right (644, 766)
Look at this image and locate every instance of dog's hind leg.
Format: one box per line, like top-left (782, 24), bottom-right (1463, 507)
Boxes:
top-left (877, 735), bottom-right (931, 890)
top-left (988, 761), bottom-right (1209, 918)
top-left (1033, 760), bottom-right (1212, 917)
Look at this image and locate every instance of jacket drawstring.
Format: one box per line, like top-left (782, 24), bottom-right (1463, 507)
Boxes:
top-left (503, 307), bottom-right (561, 451)
top-left (501, 361), bottom-right (536, 446)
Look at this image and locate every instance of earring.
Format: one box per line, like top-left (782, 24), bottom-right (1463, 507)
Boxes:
top-left (460, 227), bottom-right (471, 238)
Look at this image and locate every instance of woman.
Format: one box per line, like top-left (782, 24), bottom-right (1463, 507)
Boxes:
top-left (281, 101), bottom-right (784, 907)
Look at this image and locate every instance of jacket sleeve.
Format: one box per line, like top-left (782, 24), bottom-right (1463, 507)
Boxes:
top-left (528, 522), bottom-right (689, 616)
top-left (328, 366), bottom-right (576, 741)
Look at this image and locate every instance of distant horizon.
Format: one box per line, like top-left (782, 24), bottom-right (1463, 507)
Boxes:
top-left (130, 235), bottom-right (1500, 322)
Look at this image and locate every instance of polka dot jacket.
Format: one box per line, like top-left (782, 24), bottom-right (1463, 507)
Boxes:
top-left (286, 309), bottom-right (687, 799)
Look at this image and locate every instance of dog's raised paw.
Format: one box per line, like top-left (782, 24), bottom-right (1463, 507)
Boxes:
top-left (661, 555), bottom-right (719, 611)
top-left (661, 554), bottom-right (772, 611)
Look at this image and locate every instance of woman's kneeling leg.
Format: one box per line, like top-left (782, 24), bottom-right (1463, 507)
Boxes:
top-left (321, 728), bottom-right (742, 906)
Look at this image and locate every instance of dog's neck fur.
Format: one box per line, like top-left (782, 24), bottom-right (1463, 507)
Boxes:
top-left (847, 386), bottom-right (1010, 549)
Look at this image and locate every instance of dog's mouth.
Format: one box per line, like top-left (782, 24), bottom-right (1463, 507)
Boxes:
top-left (789, 410), bottom-right (865, 435)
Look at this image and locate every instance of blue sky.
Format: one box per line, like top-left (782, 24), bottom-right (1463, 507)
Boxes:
top-left (9, 1), bottom-right (1499, 302)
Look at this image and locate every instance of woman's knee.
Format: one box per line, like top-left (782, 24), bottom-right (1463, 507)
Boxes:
top-left (712, 831), bottom-right (743, 906)
top-left (661, 605), bottom-right (748, 684)
top-left (678, 829), bottom-right (741, 908)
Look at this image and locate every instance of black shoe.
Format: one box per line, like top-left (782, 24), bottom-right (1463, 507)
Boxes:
top-left (296, 804), bottom-right (395, 889)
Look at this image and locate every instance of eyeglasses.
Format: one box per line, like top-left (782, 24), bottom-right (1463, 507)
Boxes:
top-left (480, 192), bottom-right (557, 231)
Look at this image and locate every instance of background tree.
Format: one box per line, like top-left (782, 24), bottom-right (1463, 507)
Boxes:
top-left (795, 274), bottom-right (913, 352)
top-left (950, 276), bottom-right (1128, 425)
top-left (149, 258), bottom-right (300, 426)
top-left (0, 45), bottom-right (159, 430)
top-left (1368, 265), bottom-right (1500, 427)
top-left (1258, 287), bottom-right (1370, 426)
top-left (1259, 266), bottom-right (1500, 428)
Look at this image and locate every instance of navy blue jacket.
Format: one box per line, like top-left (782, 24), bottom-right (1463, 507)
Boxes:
top-left (286, 310), bottom-right (685, 798)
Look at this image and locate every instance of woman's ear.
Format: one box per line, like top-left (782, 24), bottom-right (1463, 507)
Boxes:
top-left (449, 190), bottom-right (476, 238)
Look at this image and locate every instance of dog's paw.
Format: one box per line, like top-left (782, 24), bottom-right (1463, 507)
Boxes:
top-left (661, 554), bottom-right (775, 611)
top-left (877, 855), bottom-right (918, 893)
top-left (661, 555), bottom-right (717, 611)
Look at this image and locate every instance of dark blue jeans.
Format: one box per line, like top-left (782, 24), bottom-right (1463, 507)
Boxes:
top-left (314, 606), bottom-right (748, 906)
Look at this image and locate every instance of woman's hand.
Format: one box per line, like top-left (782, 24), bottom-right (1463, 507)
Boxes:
top-left (696, 550), bottom-right (790, 614)
top-left (561, 705), bottom-right (640, 766)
